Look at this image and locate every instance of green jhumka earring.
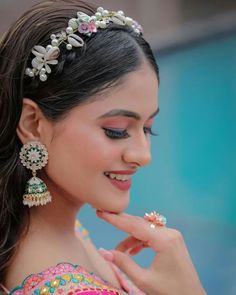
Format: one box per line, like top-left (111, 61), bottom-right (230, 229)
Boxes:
top-left (19, 141), bottom-right (52, 207)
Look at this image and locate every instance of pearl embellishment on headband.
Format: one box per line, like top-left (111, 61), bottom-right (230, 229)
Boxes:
top-left (25, 7), bottom-right (143, 82)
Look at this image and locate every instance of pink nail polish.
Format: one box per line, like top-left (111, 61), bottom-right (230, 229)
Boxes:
top-left (98, 248), bottom-right (114, 262)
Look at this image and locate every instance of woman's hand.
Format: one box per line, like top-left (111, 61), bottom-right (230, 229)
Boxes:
top-left (96, 211), bottom-right (207, 295)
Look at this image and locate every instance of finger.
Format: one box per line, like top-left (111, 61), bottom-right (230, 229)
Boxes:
top-left (129, 243), bottom-right (148, 256)
top-left (110, 250), bottom-right (151, 290)
top-left (96, 210), bottom-right (166, 251)
top-left (115, 236), bottom-right (143, 252)
top-left (115, 236), bottom-right (149, 255)
top-left (97, 210), bottom-right (152, 239)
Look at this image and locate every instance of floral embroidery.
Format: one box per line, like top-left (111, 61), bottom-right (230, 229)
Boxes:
top-left (9, 263), bottom-right (125, 295)
top-left (23, 275), bottom-right (44, 291)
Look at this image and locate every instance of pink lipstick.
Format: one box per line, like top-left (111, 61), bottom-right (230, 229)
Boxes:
top-left (104, 170), bottom-right (136, 191)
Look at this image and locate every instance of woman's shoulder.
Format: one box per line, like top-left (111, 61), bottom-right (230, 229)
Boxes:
top-left (7, 220), bottom-right (144, 295)
top-left (9, 262), bottom-right (125, 295)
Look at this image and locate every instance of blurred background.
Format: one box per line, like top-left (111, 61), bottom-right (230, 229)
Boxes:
top-left (1, 1), bottom-right (236, 294)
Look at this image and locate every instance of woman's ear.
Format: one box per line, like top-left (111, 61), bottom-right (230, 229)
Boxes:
top-left (16, 98), bottom-right (52, 145)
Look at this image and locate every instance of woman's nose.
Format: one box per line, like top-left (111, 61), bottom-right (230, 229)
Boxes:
top-left (122, 134), bottom-right (151, 167)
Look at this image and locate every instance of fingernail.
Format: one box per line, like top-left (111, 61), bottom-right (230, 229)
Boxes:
top-left (96, 210), bottom-right (105, 216)
top-left (98, 248), bottom-right (114, 262)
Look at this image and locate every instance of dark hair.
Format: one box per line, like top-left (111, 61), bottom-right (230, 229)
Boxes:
top-left (0, 0), bottom-right (159, 283)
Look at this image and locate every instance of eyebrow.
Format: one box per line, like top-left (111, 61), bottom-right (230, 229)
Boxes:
top-left (98, 107), bottom-right (159, 120)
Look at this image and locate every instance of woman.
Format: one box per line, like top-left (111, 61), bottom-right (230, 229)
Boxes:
top-left (0, 0), bottom-right (206, 294)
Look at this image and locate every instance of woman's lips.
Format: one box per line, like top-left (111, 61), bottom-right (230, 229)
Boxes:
top-left (104, 170), bottom-right (136, 191)
top-left (107, 177), bottom-right (132, 191)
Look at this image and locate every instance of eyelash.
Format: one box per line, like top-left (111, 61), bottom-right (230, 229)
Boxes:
top-left (103, 127), bottom-right (157, 140)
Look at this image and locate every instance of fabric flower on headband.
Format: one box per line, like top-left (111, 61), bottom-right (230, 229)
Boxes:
top-left (25, 46), bottom-right (59, 81)
top-left (25, 7), bottom-right (143, 82)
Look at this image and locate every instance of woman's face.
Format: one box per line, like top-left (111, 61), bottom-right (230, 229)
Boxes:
top-left (44, 62), bottom-right (159, 213)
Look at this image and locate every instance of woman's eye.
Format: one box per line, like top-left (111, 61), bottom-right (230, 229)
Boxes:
top-left (144, 126), bottom-right (157, 136)
top-left (103, 128), bottom-right (130, 139)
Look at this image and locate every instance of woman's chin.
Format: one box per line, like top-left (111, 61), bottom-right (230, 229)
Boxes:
top-left (92, 203), bottom-right (128, 214)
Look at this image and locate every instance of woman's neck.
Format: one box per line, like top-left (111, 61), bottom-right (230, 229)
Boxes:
top-left (31, 174), bottom-right (84, 236)
top-left (5, 195), bottom-right (93, 290)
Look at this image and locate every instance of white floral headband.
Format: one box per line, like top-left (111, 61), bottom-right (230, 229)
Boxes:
top-left (25, 7), bottom-right (143, 82)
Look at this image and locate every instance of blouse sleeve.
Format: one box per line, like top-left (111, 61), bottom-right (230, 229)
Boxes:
top-left (9, 262), bottom-right (128, 295)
